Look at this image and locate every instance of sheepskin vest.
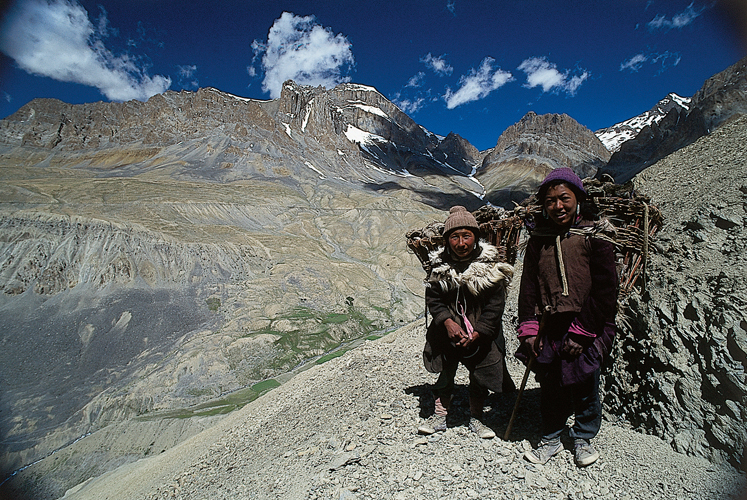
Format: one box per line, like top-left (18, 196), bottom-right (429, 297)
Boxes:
top-left (425, 241), bottom-right (513, 345)
top-left (426, 241), bottom-right (513, 296)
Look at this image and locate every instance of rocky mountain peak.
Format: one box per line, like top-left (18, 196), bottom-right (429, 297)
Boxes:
top-left (601, 55), bottom-right (747, 182)
top-left (475, 111), bottom-right (611, 206)
top-left (489, 111), bottom-right (611, 170)
top-left (595, 92), bottom-right (691, 152)
top-left (275, 80), bottom-right (481, 177)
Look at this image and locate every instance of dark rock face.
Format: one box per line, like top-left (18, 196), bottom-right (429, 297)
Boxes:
top-left (603, 55), bottom-right (747, 183)
top-left (691, 55), bottom-right (747, 131)
top-left (477, 111), bottom-right (610, 206)
top-left (605, 116), bottom-right (747, 467)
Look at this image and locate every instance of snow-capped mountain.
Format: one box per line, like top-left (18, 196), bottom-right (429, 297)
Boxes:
top-left (595, 93), bottom-right (691, 152)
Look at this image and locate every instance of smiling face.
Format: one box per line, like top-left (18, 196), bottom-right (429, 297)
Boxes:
top-left (448, 228), bottom-right (476, 259)
top-left (543, 183), bottom-right (578, 228)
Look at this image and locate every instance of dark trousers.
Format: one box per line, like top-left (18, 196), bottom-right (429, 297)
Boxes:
top-left (540, 368), bottom-right (601, 441)
top-left (432, 360), bottom-right (490, 400)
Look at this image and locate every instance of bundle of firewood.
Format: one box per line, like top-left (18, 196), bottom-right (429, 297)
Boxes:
top-left (406, 180), bottom-right (663, 297)
top-left (587, 194), bottom-right (663, 296)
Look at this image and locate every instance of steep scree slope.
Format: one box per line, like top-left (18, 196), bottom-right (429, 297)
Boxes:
top-left (606, 114), bottom-right (747, 466)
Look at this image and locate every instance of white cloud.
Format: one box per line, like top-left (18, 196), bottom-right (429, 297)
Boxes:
top-left (393, 95), bottom-right (426, 115)
top-left (178, 65), bottom-right (196, 79)
top-left (648, 2), bottom-right (703, 31)
top-left (0, 0), bottom-right (171, 102)
top-left (444, 57), bottom-right (513, 109)
top-left (446, 1), bottom-right (456, 15)
top-left (252, 12), bottom-right (354, 99)
top-left (421, 53), bottom-right (454, 76)
top-left (406, 72), bottom-right (426, 88)
top-left (620, 53), bottom-right (648, 72)
top-left (177, 64), bottom-right (198, 90)
top-left (620, 51), bottom-right (681, 73)
top-left (518, 57), bottom-right (588, 95)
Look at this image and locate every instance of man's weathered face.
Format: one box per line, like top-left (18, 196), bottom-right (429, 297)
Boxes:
top-left (448, 228), bottom-right (476, 258)
top-left (544, 183), bottom-right (578, 228)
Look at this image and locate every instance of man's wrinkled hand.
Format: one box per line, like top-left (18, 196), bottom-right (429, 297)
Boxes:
top-left (562, 335), bottom-right (584, 357)
top-left (444, 318), bottom-right (466, 343)
top-left (521, 335), bottom-right (540, 358)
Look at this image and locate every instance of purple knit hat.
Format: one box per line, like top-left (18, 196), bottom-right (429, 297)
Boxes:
top-left (538, 167), bottom-right (586, 201)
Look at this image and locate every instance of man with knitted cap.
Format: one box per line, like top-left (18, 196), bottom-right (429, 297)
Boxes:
top-left (418, 206), bottom-right (515, 439)
top-left (516, 167), bottom-right (617, 467)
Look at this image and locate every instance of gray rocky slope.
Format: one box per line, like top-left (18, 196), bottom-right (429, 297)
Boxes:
top-left (56, 320), bottom-right (747, 500)
top-left (607, 114), bottom-right (747, 466)
top-left (5, 108), bottom-right (746, 500)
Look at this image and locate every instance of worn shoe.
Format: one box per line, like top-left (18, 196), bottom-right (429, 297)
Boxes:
top-left (524, 438), bottom-right (563, 464)
top-left (468, 417), bottom-right (496, 439)
top-left (574, 439), bottom-right (600, 466)
top-left (417, 414), bottom-right (447, 435)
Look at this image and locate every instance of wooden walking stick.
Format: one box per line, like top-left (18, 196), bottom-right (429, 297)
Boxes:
top-left (504, 307), bottom-right (550, 441)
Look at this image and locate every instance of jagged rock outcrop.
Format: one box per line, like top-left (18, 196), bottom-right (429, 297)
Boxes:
top-left (605, 115), bottom-right (747, 466)
top-left (476, 111), bottom-right (611, 206)
top-left (603, 55), bottom-right (747, 182)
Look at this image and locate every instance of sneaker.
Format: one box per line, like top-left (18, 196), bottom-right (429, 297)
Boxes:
top-left (468, 417), bottom-right (495, 439)
top-left (524, 438), bottom-right (563, 464)
top-left (417, 414), bottom-right (447, 435)
top-left (574, 439), bottom-right (600, 467)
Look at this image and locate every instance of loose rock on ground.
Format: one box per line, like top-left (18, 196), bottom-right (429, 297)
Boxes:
top-left (62, 319), bottom-right (746, 500)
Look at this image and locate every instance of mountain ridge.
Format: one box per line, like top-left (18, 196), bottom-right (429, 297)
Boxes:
top-left (595, 92), bottom-right (691, 152)
top-left (602, 54), bottom-right (747, 182)
top-left (476, 111), bottom-right (610, 206)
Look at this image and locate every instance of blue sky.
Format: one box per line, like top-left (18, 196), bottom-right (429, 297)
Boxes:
top-left (0, 0), bottom-right (744, 151)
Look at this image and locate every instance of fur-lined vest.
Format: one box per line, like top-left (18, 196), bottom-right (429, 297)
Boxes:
top-left (425, 241), bottom-right (513, 347)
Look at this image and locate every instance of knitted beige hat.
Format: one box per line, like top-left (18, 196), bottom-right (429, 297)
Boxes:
top-left (443, 206), bottom-right (479, 236)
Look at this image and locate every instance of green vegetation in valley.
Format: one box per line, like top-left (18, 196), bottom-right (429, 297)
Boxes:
top-left (137, 379), bottom-right (282, 420)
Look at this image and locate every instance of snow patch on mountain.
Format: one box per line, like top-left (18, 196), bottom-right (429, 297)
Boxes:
top-left (344, 125), bottom-right (384, 146)
top-left (343, 83), bottom-right (378, 93)
top-left (302, 107), bottom-right (312, 132)
top-left (350, 103), bottom-right (388, 118)
top-left (303, 161), bottom-right (325, 179)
